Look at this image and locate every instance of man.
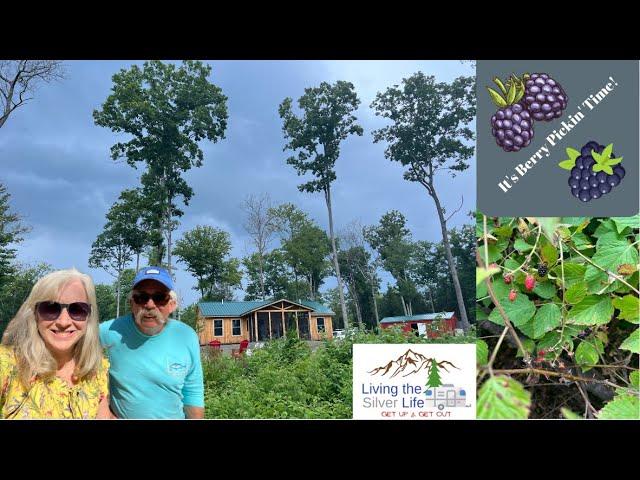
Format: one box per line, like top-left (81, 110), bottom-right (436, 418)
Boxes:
top-left (99, 266), bottom-right (204, 419)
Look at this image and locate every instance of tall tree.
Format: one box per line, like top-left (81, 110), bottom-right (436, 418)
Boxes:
top-left (93, 60), bottom-right (228, 276)
top-left (371, 72), bottom-right (475, 330)
top-left (278, 81), bottom-right (363, 328)
top-left (0, 61), bottom-right (65, 130)
top-left (95, 284), bottom-right (117, 322)
top-left (243, 249), bottom-right (293, 301)
top-left (0, 183), bottom-right (30, 286)
top-left (173, 225), bottom-right (242, 300)
top-left (241, 193), bottom-right (278, 300)
top-left (109, 189), bottom-right (148, 272)
top-left (0, 263), bottom-right (51, 336)
top-left (88, 229), bottom-right (133, 318)
top-left (339, 220), bottom-right (381, 325)
top-left (365, 211), bottom-right (418, 316)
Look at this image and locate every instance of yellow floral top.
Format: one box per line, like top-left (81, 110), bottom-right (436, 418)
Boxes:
top-left (0, 345), bottom-right (109, 419)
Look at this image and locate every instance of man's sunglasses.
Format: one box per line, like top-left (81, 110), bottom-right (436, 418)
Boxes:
top-left (132, 292), bottom-right (171, 306)
top-left (36, 301), bottom-right (92, 321)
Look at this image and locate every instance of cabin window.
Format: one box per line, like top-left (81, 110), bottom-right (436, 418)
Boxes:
top-left (316, 317), bottom-right (325, 332)
top-left (232, 318), bottom-right (241, 336)
top-left (213, 319), bottom-right (223, 336)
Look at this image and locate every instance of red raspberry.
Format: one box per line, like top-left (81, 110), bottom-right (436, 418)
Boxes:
top-left (525, 274), bottom-right (536, 291)
top-left (503, 273), bottom-right (513, 284)
top-left (508, 290), bottom-right (517, 302)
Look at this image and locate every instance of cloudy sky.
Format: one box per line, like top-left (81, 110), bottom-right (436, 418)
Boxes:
top-left (0, 60), bottom-right (476, 308)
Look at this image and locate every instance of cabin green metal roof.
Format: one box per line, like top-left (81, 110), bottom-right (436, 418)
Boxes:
top-left (198, 299), bottom-right (334, 317)
top-left (380, 312), bottom-right (455, 324)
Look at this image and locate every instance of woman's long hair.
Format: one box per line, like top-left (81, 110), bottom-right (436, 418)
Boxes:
top-left (1, 268), bottom-right (103, 387)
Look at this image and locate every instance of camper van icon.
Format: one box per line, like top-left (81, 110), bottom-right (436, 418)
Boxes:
top-left (424, 384), bottom-right (470, 410)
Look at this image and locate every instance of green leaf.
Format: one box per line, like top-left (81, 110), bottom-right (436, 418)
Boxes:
top-left (585, 235), bottom-right (639, 293)
top-left (564, 283), bottom-right (588, 304)
top-left (477, 266), bottom-right (501, 286)
top-left (518, 303), bottom-right (561, 339)
top-left (538, 218), bottom-right (561, 244)
top-left (494, 224), bottom-right (514, 238)
top-left (602, 165), bottom-right (613, 175)
top-left (482, 244), bottom-right (504, 264)
top-left (488, 293), bottom-right (536, 327)
top-left (598, 394), bottom-right (640, 420)
top-left (533, 281), bottom-right (556, 299)
top-left (593, 219), bottom-right (618, 238)
top-left (620, 329), bottom-right (640, 354)
top-left (487, 87), bottom-right (507, 107)
top-left (541, 243), bottom-right (558, 265)
top-left (506, 82), bottom-right (516, 104)
top-left (553, 262), bottom-right (586, 289)
top-left (477, 376), bottom-right (531, 420)
top-left (561, 408), bottom-right (582, 419)
top-left (592, 150), bottom-right (603, 163)
top-left (537, 331), bottom-right (562, 352)
top-left (476, 280), bottom-right (488, 300)
top-left (612, 295), bottom-right (639, 324)
top-left (514, 238), bottom-right (533, 252)
top-left (566, 147), bottom-right (581, 161)
top-left (630, 371), bottom-right (639, 389)
top-left (491, 277), bottom-right (512, 302)
top-left (601, 143), bottom-right (613, 161)
top-left (476, 339), bottom-right (489, 366)
top-left (571, 232), bottom-right (594, 250)
top-left (611, 215), bottom-right (640, 234)
top-left (558, 159), bottom-right (576, 170)
top-left (592, 163), bottom-right (604, 173)
top-left (561, 217), bottom-right (589, 228)
top-left (567, 296), bottom-right (614, 326)
top-left (575, 341), bottom-right (599, 370)
top-left (493, 77), bottom-right (507, 95)
top-left (476, 307), bottom-right (489, 321)
top-left (516, 338), bottom-right (536, 357)
top-left (604, 156), bottom-right (623, 167)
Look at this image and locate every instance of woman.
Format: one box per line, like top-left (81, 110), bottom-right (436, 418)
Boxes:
top-left (0, 268), bottom-right (110, 419)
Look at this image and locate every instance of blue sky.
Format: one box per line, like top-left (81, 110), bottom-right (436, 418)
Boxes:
top-left (0, 60), bottom-right (476, 308)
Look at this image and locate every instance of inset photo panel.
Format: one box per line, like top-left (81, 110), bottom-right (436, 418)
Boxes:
top-left (476, 214), bottom-right (639, 419)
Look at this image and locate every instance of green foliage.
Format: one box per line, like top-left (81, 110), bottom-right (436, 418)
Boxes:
top-left (0, 184), bottom-right (30, 286)
top-left (477, 215), bottom-right (640, 419)
top-left (477, 376), bottom-right (531, 419)
top-left (95, 284), bottom-right (116, 322)
top-left (476, 339), bottom-right (489, 366)
top-left (203, 325), bottom-right (475, 419)
top-left (173, 225), bottom-right (242, 300)
top-left (598, 393), bottom-right (640, 419)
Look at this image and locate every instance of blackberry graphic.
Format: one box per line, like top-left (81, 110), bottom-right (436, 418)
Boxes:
top-left (487, 75), bottom-right (534, 152)
top-left (559, 141), bottom-right (625, 202)
top-left (522, 73), bottom-right (568, 121)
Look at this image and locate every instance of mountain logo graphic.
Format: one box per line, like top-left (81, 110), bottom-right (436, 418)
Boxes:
top-left (368, 349), bottom-right (459, 378)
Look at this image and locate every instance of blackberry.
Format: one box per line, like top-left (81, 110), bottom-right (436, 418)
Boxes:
top-left (523, 73), bottom-right (568, 121)
top-left (537, 263), bottom-right (548, 276)
top-left (558, 141), bottom-right (625, 202)
top-left (487, 75), bottom-right (534, 153)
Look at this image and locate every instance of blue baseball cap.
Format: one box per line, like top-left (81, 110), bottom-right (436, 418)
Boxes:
top-left (132, 266), bottom-right (174, 290)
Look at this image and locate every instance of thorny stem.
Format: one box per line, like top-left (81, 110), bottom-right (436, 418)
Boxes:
top-left (493, 368), bottom-right (633, 391)
top-left (552, 234), bottom-right (568, 356)
top-left (487, 326), bottom-right (509, 377)
top-left (476, 249), bottom-right (531, 365)
top-left (567, 243), bottom-right (640, 295)
top-left (575, 381), bottom-right (597, 418)
top-left (508, 225), bottom-right (543, 275)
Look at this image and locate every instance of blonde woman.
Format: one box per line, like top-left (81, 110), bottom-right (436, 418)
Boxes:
top-left (0, 268), bottom-right (110, 419)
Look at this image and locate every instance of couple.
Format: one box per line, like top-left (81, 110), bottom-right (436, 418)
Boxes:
top-left (0, 266), bottom-right (204, 419)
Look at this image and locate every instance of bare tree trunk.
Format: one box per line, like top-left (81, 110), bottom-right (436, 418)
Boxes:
top-left (116, 270), bottom-right (121, 318)
top-left (258, 256), bottom-right (266, 300)
top-left (427, 182), bottom-right (470, 331)
top-left (136, 253), bottom-right (140, 272)
top-left (324, 187), bottom-right (349, 329)
top-left (400, 295), bottom-right (408, 316)
top-left (371, 284), bottom-right (379, 325)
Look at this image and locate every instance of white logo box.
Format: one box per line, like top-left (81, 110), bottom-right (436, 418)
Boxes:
top-left (353, 344), bottom-right (476, 420)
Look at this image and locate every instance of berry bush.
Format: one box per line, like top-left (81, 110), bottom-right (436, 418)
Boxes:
top-left (476, 214), bottom-right (639, 419)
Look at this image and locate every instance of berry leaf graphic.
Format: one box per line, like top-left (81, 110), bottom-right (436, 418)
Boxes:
top-left (558, 159), bottom-right (575, 170)
top-left (506, 82), bottom-right (516, 104)
top-left (592, 163), bottom-right (604, 173)
top-left (566, 147), bottom-right (581, 161)
top-left (602, 143), bottom-right (613, 160)
top-left (605, 156), bottom-right (623, 167)
top-left (487, 87), bottom-right (507, 108)
top-left (602, 165), bottom-right (614, 175)
top-left (493, 77), bottom-right (507, 95)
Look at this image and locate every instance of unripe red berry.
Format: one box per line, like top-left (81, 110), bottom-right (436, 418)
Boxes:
top-left (489, 263), bottom-right (499, 270)
top-left (525, 274), bottom-right (536, 291)
top-left (508, 289), bottom-right (517, 302)
top-left (503, 273), bottom-right (513, 284)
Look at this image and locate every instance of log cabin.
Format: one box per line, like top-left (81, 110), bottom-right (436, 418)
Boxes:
top-left (197, 299), bottom-right (335, 345)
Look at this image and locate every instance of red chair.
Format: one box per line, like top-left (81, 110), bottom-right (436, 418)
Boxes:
top-left (231, 339), bottom-right (249, 358)
top-left (208, 339), bottom-right (222, 356)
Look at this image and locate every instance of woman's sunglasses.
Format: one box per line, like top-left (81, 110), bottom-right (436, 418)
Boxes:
top-left (36, 301), bottom-right (91, 321)
top-left (132, 292), bottom-right (170, 306)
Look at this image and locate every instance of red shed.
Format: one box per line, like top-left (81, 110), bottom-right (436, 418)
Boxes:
top-left (379, 312), bottom-right (457, 338)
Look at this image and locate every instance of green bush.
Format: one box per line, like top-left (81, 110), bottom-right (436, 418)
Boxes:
top-left (203, 324), bottom-right (475, 419)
